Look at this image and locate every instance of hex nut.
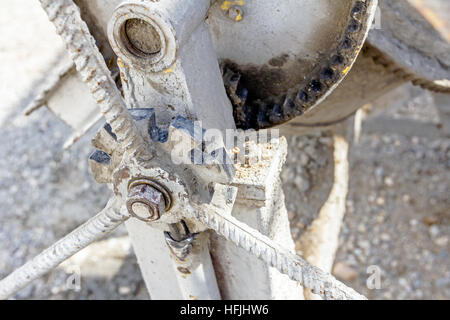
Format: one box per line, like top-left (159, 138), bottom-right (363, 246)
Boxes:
top-left (126, 184), bottom-right (166, 222)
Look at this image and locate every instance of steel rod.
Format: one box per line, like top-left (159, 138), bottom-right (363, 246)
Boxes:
top-left (38, 0), bottom-right (150, 159)
top-left (188, 205), bottom-right (367, 300)
top-left (0, 198), bottom-right (128, 300)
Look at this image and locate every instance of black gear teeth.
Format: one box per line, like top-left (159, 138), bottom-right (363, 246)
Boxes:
top-left (223, 0), bottom-right (374, 130)
top-left (89, 150), bottom-right (111, 165)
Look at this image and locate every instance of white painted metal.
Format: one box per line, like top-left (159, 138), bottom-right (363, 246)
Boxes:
top-left (106, 0), bottom-right (304, 300)
top-left (107, 0), bottom-right (230, 300)
top-left (184, 182), bottom-right (366, 300)
top-left (167, 232), bottom-right (222, 300)
top-left (105, 0), bottom-right (309, 300)
top-left (210, 135), bottom-right (304, 299)
top-left (125, 220), bottom-right (221, 300)
top-left (109, 0), bottom-right (235, 132)
top-left (207, 0), bottom-right (353, 68)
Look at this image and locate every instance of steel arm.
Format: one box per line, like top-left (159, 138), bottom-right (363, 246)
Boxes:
top-left (0, 197), bottom-right (128, 300)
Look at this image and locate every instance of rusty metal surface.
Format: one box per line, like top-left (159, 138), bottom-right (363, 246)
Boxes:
top-left (126, 181), bottom-right (167, 222)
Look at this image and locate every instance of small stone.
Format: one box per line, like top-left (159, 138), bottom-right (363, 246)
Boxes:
top-left (384, 177), bottom-right (394, 187)
top-left (375, 212), bottom-right (386, 224)
top-left (299, 153), bottom-right (309, 166)
top-left (380, 233), bottom-right (391, 242)
top-left (118, 286), bottom-right (131, 295)
top-left (294, 175), bottom-right (310, 193)
top-left (372, 238), bottom-right (380, 246)
top-left (375, 167), bottom-right (384, 183)
top-left (319, 137), bottom-right (333, 146)
top-left (399, 278), bottom-right (409, 288)
top-left (305, 145), bottom-right (316, 158)
top-left (296, 221), bottom-right (305, 229)
top-left (434, 237), bottom-right (448, 247)
top-left (376, 197), bottom-right (385, 206)
top-left (409, 219), bottom-right (418, 227)
top-left (333, 262), bottom-right (358, 281)
top-left (357, 224), bottom-right (366, 233)
top-left (358, 240), bottom-right (370, 251)
top-left (429, 225), bottom-right (440, 238)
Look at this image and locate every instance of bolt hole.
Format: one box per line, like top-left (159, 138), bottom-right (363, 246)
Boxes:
top-left (121, 18), bottom-right (162, 58)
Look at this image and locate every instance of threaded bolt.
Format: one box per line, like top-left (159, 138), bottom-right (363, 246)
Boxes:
top-left (126, 183), bottom-right (166, 222)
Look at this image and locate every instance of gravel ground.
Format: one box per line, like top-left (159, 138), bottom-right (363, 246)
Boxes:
top-left (0, 0), bottom-right (448, 300)
top-left (283, 86), bottom-right (450, 300)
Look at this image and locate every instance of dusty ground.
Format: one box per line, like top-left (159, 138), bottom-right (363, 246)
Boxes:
top-left (0, 0), bottom-right (448, 300)
top-left (283, 86), bottom-right (450, 300)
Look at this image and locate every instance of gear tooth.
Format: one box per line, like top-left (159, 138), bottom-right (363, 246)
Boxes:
top-left (89, 150), bottom-right (112, 184)
top-left (282, 97), bottom-right (297, 118)
top-left (89, 110), bottom-right (162, 184)
top-left (236, 87), bottom-right (248, 106)
top-left (129, 108), bottom-right (154, 122)
top-left (91, 125), bottom-right (119, 155)
top-left (256, 106), bottom-right (269, 129)
top-left (89, 150), bottom-right (111, 164)
top-left (103, 123), bottom-right (117, 141)
top-left (268, 103), bottom-right (283, 124)
top-left (125, 108), bottom-right (161, 142)
top-left (145, 110), bottom-right (160, 141)
top-left (163, 117), bottom-right (205, 164)
top-left (169, 116), bottom-right (204, 145)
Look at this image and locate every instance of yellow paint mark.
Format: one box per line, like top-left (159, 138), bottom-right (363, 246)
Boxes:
top-left (342, 66), bottom-right (350, 75)
top-left (189, 295), bottom-right (199, 300)
top-left (117, 58), bottom-right (129, 70)
top-left (163, 63), bottom-right (177, 74)
top-left (235, 11), bottom-right (243, 22)
top-left (220, 0), bottom-right (244, 11)
top-left (117, 57), bottom-right (124, 68)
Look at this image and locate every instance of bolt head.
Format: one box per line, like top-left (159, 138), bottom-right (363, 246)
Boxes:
top-left (227, 6), bottom-right (244, 22)
top-left (126, 184), bottom-right (166, 222)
